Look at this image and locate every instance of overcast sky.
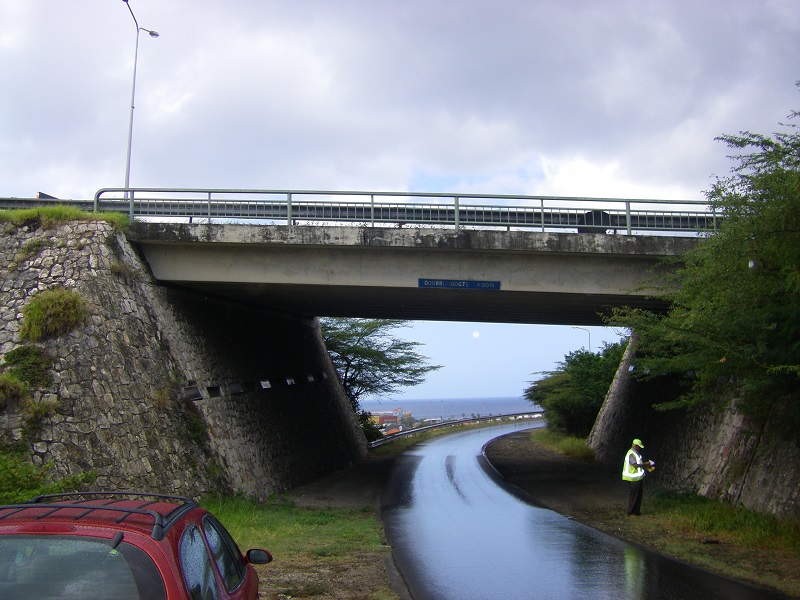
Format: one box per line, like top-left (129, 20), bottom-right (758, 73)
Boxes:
top-left (1, 1), bottom-right (798, 400)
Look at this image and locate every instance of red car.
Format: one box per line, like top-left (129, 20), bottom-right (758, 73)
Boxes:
top-left (0, 492), bottom-right (272, 599)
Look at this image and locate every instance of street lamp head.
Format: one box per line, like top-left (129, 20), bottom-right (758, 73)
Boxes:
top-left (122, 0), bottom-right (159, 197)
top-left (571, 326), bottom-right (591, 352)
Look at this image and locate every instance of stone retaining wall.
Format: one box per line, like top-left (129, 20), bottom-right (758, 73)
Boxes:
top-left (0, 218), bottom-right (366, 499)
top-left (589, 341), bottom-right (800, 518)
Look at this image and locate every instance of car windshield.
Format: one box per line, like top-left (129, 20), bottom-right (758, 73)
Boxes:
top-left (0, 535), bottom-right (167, 600)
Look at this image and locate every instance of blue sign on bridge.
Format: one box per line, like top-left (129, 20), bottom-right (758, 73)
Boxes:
top-left (419, 278), bottom-right (501, 290)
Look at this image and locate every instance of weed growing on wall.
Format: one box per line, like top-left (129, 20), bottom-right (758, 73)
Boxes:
top-left (109, 260), bottom-right (135, 280)
top-left (184, 408), bottom-right (209, 447)
top-left (3, 346), bottom-right (53, 389)
top-left (20, 288), bottom-right (88, 342)
top-left (0, 373), bottom-right (26, 409)
top-left (11, 238), bottom-right (53, 269)
top-left (1, 346), bottom-right (56, 437)
top-left (153, 387), bottom-right (173, 409)
top-left (20, 398), bottom-right (58, 436)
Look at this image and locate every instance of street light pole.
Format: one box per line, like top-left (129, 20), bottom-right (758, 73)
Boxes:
top-left (123, 0), bottom-right (158, 198)
top-left (572, 326), bottom-right (591, 352)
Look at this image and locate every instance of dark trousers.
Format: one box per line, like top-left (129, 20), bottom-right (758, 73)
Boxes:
top-left (627, 479), bottom-right (643, 516)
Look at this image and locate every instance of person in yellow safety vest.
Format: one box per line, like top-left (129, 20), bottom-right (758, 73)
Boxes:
top-left (622, 438), bottom-right (654, 516)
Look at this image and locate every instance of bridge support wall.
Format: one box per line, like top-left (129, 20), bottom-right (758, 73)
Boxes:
top-left (0, 219), bottom-right (366, 500)
top-left (589, 341), bottom-right (800, 518)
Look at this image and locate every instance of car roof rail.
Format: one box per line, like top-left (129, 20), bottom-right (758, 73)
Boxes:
top-left (1, 492), bottom-right (199, 540)
top-left (28, 491), bottom-right (196, 505)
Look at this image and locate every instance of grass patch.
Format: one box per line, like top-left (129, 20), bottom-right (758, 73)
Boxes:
top-left (529, 428), bottom-right (595, 460)
top-left (607, 490), bottom-right (800, 596)
top-left (648, 490), bottom-right (800, 555)
top-left (200, 494), bottom-right (396, 597)
top-left (20, 287), bottom-right (88, 342)
top-left (0, 206), bottom-right (129, 231)
top-left (202, 495), bottom-right (387, 559)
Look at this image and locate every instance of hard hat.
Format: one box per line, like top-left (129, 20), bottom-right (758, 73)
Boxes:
top-left (633, 438), bottom-right (644, 448)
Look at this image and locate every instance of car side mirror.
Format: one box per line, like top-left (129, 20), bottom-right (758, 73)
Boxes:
top-left (246, 548), bottom-right (273, 564)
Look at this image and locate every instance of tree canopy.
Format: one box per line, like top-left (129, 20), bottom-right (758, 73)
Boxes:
top-left (524, 340), bottom-right (628, 437)
top-left (320, 318), bottom-right (442, 440)
top-left (609, 98), bottom-right (800, 430)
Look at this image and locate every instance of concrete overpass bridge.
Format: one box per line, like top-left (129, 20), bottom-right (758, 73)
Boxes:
top-left (3, 188), bottom-right (710, 325)
top-left (93, 187), bottom-right (709, 326)
top-left (0, 188), bottom-right (712, 501)
top-left (126, 221), bottom-right (695, 326)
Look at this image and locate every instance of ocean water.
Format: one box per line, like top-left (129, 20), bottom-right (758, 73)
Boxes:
top-left (360, 396), bottom-right (538, 421)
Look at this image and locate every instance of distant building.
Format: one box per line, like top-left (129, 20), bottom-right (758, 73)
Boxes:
top-left (368, 407), bottom-right (412, 429)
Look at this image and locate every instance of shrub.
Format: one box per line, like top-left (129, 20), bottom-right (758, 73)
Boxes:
top-left (525, 340), bottom-right (628, 437)
top-left (0, 373), bottom-right (26, 408)
top-left (3, 345), bottom-right (53, 388)
top-left (0, 449), bottom-right (95, 504)
top-left (20, 288), bottom-right (88, 342)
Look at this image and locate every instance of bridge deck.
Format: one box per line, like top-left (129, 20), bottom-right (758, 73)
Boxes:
top-left (127, 222), bottom-right (693, 326)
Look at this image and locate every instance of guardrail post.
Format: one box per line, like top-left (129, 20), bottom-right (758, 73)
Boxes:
top-left (625, 201), bottom-right (632, 235)
top-left (454, 196), bottom-right (460, 231)
top-left (129, 190), bottom-right (135, 220)
top-left (206, 192), bottom-right (212, 223)
top-left (287, 192), bottom-right (293, 229)
top-left (370, 194), bottom-right (375, 227)
top-left (540, 198), bottom-right (545, 232)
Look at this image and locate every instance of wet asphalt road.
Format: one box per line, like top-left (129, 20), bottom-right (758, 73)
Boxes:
top-left (381, 421), bottom-right (789, 600)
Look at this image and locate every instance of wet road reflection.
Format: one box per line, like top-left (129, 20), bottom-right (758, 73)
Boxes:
top-left (381, 421), bottom-right (788, 600)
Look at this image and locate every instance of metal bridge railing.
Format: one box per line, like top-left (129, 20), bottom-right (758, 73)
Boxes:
top-left (1, 188), bottom-right (718, 234)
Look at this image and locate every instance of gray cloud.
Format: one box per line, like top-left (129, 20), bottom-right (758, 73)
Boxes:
top-left (1, 0), bottom-right (798, 200)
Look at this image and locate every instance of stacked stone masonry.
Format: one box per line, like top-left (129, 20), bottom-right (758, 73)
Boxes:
top-left (0, 219), bottom-right (366, 500)
top-left (589, 341), bottom-right (800, 519)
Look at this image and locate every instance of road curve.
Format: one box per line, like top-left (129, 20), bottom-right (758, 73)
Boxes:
top-left (381, 421), bottom-right (789, 600)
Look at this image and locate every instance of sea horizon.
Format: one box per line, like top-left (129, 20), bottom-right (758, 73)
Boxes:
top-left (361, 395), bottom-right (537, 421)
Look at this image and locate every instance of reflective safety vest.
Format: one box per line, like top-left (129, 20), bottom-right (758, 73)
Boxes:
top-left (622, 448), bottom-right (645, 481)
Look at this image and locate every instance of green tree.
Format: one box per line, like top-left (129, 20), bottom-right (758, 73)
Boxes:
top-left (320, 318), bottom-right (442, 440)
top-left (525, 340), bottom-right (628, 436)
top-left (609, 99), bottom-right (800, 430)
